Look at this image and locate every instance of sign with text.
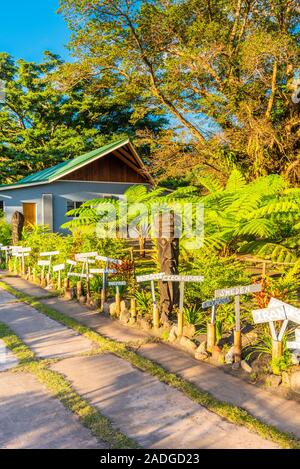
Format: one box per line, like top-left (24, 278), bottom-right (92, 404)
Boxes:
top-left (96, 255), bottom-right (122, 265)
top-left (269, 298), bottom-right (300, 325)
top-left (202, 297), bottom-right (231, 309)
top-left (68, 273), bottom-right (94, 278)
top-left (136, 273), bottom-right (165, 283)
top-left (40, 251), bottom-right (59, 257)
top-left (162, 275), bottom-right (204, 283)
top-left (53, 264), bottom-right (65, 272)
top-left (90, 268), bottom-right (116, 274)
top-left (215, 283), bottom-right (262, 298)
top-left (38, 260), bottom-right (51, 267)
top-left (66, 260), bottom-right (77, 266)
top-left (252, 306), bottom-right (287, 324)
top-left (108, 281), bottom-right (127, 287)
top-left (75, 252), bottom-right (98, 260)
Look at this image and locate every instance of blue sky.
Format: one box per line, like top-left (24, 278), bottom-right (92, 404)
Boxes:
top-left (0, 0), bottom-right (70, 62)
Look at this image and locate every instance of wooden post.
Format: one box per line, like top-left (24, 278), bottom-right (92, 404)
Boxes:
top-left (100, 288), bottom-right (106, 312)
top-left (177, 281), bottom-right (185, 337)
top-left (272, 339), bottom-right (283, 360)
top-left (77, 281), bottom-right (82, 299)
top-left (207, 323), bottom-right (216, 352)
top-left (234, 330), bottom-right (242, 363)
top-left (85, 261), bottom-right (91, 306)
top-left (130, 298), bottom-right (137, 322)
top-left (57, 270), bottom-right (62, 290)
top-left (116, 286), bottom-right (121, 317)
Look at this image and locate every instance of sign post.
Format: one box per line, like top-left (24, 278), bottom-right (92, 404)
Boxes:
top-left (40, 251), bottom-right (59, 285)
top-left (202, 297), bottom-right (231, 352)
top-left (108, 281), bottom-right (127, 317)
top-left (38, 260), bottom-right (51, 286)
top-left (252, 304), bottom-right (288, 360)
top-left (53, 264), bottom-right (65, 289)
top-left (215, 283), bottom-right (262, 362)
top-left (136, 273), bottom-right (166, 328)
top-left (90, 268), bottom-right (117, 311)
top-left (75, 253), bottom-right (98, 305)
top-left (162, 275), bottom-right (205, 337)
top-left (95, 256), bottom-right (122, 311)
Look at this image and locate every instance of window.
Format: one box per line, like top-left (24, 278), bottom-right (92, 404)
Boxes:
top-left (66, 200), bottom-right (83, 217)
top-left (0, 201), bottom-right (4, 214)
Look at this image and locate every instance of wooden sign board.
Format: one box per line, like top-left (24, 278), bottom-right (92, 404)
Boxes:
top-left (162, 275), bottom-right (204, 283)
top-left (252, 306), bottom-right (287, 324)
top-left (75, 252), bottom-right (98, 260)
top-left (53, 264), bottom-right (65, 272)
top-left (287, 340), bottom-right (300, 350)
top-left (96, 256), bottom-right (122, 265)
top-left (90, 268), bottom-right (116, 274)
top-left (215, 283), bottom-right (262, 298)
top-left (17, 247), bottom-right (31, 253)
top-left (136, 273), bottom-right (165, 283)
top-left (202, 297), bottom-right (231, 309)
top-left (108, 281), bottom-right (127, 287)
top-left (68, 273), bottom-right (94, 278)
top-left (66, 260), bottom-right (77, 266)
top-left (38, 260), bottom-right (51, 267)
top-left (269, 297), bottom-right (300, 325)
top-left (40, 251), bottom-right (59, 257)
top-left (14, 253), bottom-right (30, 258)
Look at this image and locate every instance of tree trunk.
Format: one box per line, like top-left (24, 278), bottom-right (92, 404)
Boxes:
top-left (11, 211), bottom-right (25, 245)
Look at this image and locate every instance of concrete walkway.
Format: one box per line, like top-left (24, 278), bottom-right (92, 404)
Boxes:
top-left (0, 281), bottom-right (280, 448)
top-left (0, 339), bottom-right (18, 372)
top-left (38, 293), bottom-right (300, 439)
top-left (52, 354), bottom-right (278, 449)
top-left (0, 372), bottom-right (105, 449)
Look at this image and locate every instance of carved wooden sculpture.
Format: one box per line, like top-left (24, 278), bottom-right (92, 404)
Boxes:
top-left (11, 211), bottom-right (25, 245)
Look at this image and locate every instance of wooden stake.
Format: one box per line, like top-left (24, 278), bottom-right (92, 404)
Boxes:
top-left (153, 304), bottom-right (160, 329)
top-left (177, 311), bottom-right (184, 337)
top-left (77, 281), bottom-right (82, 299)
top-left (100, 288), bottom-right (106, 313)
top-left (116, 286), bottom-right (121, 317)
top-left (207, 323), bottom-right (216, 352)
top-left (272, 340), bottom-right (283, 360)
top-left (234, 330), bottom-right (242, 363)
top-left (130, 298), bottom-right (137, 322)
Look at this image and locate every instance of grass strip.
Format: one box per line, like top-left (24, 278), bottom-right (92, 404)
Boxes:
top-left (1, 281), bottom-right (300, 449)
top-left (0, 321), bottom-right (138, 449)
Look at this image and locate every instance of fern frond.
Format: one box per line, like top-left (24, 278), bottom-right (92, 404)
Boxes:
top-left (225, 168), bottom-right (246, 192)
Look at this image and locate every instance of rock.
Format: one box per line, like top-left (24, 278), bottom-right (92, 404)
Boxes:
top-left (183, 324), bottom-right (196, 339)
top-left (241, 330), bottom-right (258, 348)
top-left (109, 302), bottom-right (117, 317)
top-left (79, 295), bottom-right (86, 305)
top-left (179, 336), bottom-right (197, 354)
top-left (64, 288), bottom-right (74, 301)
top-left (140, 317), bottom-right (152, 331)
top-left (225, 346), bottom-right (234, 364)
top-left (160, 311), bottom-right (172, 328)
top-left (232, 362), bottom-right (240, 370)
top-left (265, 375), bottom-right (282, 388)
top-left (241, 360), bottom-right (252, 374)
top-left (119, 309), bottom-right (130, 324)
top-left (120, 300), bottom-right (129, 313)
top-left (195, 341), bottom-right (207, 354)
top-left (169, 325), bottom-right (178, 343)
top-left (290, 371), bottom-right (300, 394)
top-left (281, 372), bottom-right (290, 387)
top-left (103, 302), bottom-right (110, 314)
top-left (195, 350), bottom-right (209, 361)
top-left (291, 351), bottom-right (300, 365)
top-left (211, 345), bottom-right (224, 364)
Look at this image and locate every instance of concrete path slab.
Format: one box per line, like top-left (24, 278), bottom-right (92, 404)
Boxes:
top-left (0, 288), bottom-right (18, 305)
top-left (0, 301), bottom-right (94, 359)
top-left (40, 296), bottom-right (300, 440)
top-left (52, 354), bottom-right (278, 449)
top-left (1, 275), bottom-right (51, 298)
top-left (0, 339), bottom-right (18, 372)
top-left (0, 372), bottom-right (106, 449)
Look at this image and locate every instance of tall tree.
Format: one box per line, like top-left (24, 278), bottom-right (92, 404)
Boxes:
top-left (59, 0), bottom-right (300, 181)
top-left (0, 51), bottom-right (166, 184)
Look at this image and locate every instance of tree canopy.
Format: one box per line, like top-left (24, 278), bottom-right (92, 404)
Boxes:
top-left (59, 0), bottom-right (300, 182)
top-left (0, 51), bottom-right (166, 184)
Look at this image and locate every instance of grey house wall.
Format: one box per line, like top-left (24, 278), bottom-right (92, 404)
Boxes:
top-left (0, 180), bottom-right (142, 233)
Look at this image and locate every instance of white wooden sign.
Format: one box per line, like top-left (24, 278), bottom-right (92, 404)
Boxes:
top-left (53, 264), bottom-right (65, 272)
top-left (90, 268), bottom-right (116, 274)
top-left (66, 260), bottom-right (77, 266)
top-left (38, 260), bottom-right (51, 267)
top-left (68, 273), bottom-right (94, 278)
top-left (215, 283), bottom-right (262, 298)
top-left (108, 281), bottom-right (127, 287)
top-left (75, 252), bottom-right (98, 260)
top-left (202, 297), bottom-right (231, 309)
top-left (162, 274), bottom-right (204, 282)
top-left (136, 273), bottom-right (165, 283)
top-left (269, 297), bottom-right (300, 325)
top-left (252, 306), bottom-right (287, 324)
top-left (40, 251), bottom-right (59, 257)
top-left (96, 255), bottom-right (122, 265)
top-left (15, 253), bottom-right (30, 258)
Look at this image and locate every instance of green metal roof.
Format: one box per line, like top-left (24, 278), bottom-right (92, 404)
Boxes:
top-left (0, 138), bottom-right (131, 190)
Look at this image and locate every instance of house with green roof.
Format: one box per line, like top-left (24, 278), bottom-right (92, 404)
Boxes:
top-left (0, 138), bottom-right (153, 232)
